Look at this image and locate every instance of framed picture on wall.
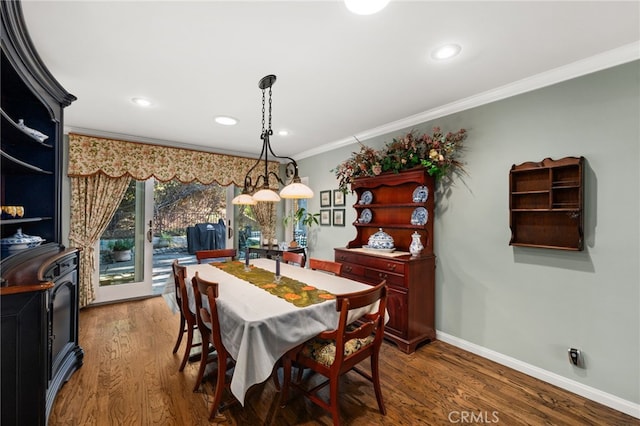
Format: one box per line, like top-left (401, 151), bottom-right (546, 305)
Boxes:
top-left (333, 189), bottom-right (345, 207)
top-left (333, 209), bottom-right (345, 227)
top-left (320, 190), bottom-right (332, 207)
top-left (320, 209), bottom-right (331, 226)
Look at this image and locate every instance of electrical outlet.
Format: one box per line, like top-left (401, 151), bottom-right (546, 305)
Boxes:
top-left (568, 348), bottom-right (582, 367)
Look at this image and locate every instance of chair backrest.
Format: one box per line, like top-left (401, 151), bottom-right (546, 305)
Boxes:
top-left (196, 274), bottom-right (226, 356)
top-left (191, 272), bottom-right (218, 342)
top-left (331, 280), bottom-right (387, 365)
top-left (172, 260), bottom-right (194, 320)
top-left (282, 251), bottom-right (305, 267)
top-left (196, 248), bottom-right (237, 264)
top-left (309, 258), bottom-right (342, 276)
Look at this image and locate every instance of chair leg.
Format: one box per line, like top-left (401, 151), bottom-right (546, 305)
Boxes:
top-left (193, 344), bottom-right (211, 392)
top-left (172, 315), bottom-right (185, 354)
top-left (179, 325), bottom-right (194, 371)
top-left (371, 352), bottom-right (386, 415)
top-left (329, 375), bottom-right (341, 426)
top-left (272, 359), bottom-right (281, 391)
top-left (209, 351), bottom-right (228, 420)
top-left (280, 356), bottom-right (292, 406)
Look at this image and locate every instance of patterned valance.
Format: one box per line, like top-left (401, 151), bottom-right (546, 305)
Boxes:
top-left (68, 133), bottom-right (279, 185)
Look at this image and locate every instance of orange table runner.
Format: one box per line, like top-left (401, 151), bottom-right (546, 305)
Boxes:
top-left (211, 261), bottom-right (335, 307)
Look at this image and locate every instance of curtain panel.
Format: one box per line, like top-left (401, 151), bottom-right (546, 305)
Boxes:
top-left (67, 133), bottom-right (280, 306)
top-left (68, 133), bottom-right (278, 183)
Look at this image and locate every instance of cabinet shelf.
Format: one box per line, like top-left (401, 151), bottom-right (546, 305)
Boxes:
top-left (354, 222), bottom-right (426, 230)
top-left (353, 202), bottom-right (427, 209)
top-left (0, 217), bottom-right (52, 225)
top-left (1, 150), bottom-right (53, 174)
top-left (509, 157), bottom-right (584, 250)
top-left (1, 109), bottom-right (53, 148)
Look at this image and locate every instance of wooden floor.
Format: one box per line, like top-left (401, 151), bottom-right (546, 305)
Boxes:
top-left (49, 297), bottom-right (638, 426)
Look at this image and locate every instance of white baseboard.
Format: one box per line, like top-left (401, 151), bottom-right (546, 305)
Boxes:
top-left (436, 331), bottom-right (640, 419)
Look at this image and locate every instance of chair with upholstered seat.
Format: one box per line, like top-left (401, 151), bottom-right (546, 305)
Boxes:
top-left (195, 248), bottom-right (237, 264)
top-left (309, 258), bottom-right (342, 276)
top-left (194, 272), bottom-right (238, 419)
top-left (282, 250), bottom-right (305, 267)
top-left (171, 260), bottom-right (202, 371)
top-left (281, 280), bottom-right (388, 426)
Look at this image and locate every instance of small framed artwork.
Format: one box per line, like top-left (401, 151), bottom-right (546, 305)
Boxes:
top-left (333, 189), bottom-right (345, 207)
top-left (319, 209), bottom-right (331, 226)
top-left (333, 209), bottom-right (346, 227)
top-left (320, 190), bottom-right (332, 207)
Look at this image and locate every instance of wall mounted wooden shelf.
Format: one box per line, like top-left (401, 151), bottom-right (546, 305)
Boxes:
top-left (509, 156), bottom-right (584, 251)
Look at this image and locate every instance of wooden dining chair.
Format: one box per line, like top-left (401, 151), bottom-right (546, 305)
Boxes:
top-left (282, 250), bottom-right (305, 267)
top-left (194, 272), bottom-right (238, 419)
top-left (171, 260), bottom-right (202, 371)
top-left (195, 248), bottom-right (237, 264)
top-left (280, 280), bottom-right (388, 426)
top-left (190, 272), bottom-right (216, 392)
top-left (309, 258), bottom-right (343, 276)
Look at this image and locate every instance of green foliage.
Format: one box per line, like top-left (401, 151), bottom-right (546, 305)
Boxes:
top-left (283, 207), bottom-right (320, 228)
top-left (109, 239), bottom-right (134, 251)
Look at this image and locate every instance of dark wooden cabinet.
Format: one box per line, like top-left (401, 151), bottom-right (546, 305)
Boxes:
top-left (509, 156), bottom-right (584, 250)
top-left (335, 168), bottom-right (436, 353)
top-left (1, 2), bottom-right (82, 425)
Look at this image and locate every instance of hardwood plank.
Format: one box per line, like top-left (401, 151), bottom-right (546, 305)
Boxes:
top-left (49, 297), bottom-right (638, 425)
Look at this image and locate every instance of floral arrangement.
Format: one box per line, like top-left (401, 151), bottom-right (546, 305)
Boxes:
top-left (333, 127), bottom-right (467, 194)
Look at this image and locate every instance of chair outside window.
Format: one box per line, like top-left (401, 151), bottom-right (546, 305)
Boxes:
top-left (195, 248), bottom-right (237, 264)
top-left (171, 260), bottom-right (201, 371)
top-left (282, 250), bottom-right (305, 267)
top-left (194, 272), bottom-right (238, 419)
top-left (309, 258), bottom-right (343, 276)
top-left (280, 280), bottom-right (388, 426)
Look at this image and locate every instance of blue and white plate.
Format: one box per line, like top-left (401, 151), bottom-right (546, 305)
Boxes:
top-left (359, 208), bottom-right (372, 224)
top-left (410, 207), bottom-right (428, 225)
top-left (412, 185), bottom-right (428, 203)
top-left (359, 190), bottom-right (373, 205)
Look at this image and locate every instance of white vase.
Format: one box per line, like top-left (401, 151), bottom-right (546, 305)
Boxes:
top-left (409, 232), bottom-right (424, 257)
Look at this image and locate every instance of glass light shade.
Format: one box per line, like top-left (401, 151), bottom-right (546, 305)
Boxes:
top-left (252, 188), bottom-right (281, 202)
top-left (231, 193), bottom-right (257, 205)
top-left (344, 0), bottom-right (389, 15)
top-left (280, 182), bottom-right (314, 199)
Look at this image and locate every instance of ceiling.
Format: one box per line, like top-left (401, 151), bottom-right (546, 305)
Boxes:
top-left (20, 1), bottom-right (640, 160)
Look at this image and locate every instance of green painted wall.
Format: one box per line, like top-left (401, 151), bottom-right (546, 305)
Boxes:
top-left (297, 61), bottom-right (640, 405)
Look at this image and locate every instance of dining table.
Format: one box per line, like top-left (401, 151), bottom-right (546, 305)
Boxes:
top-left (177, 258), bottom-right (381, 406)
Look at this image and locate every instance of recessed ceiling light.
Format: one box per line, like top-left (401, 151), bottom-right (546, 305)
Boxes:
top-left (214, 116), bottom-right (238, 126)
top-left (278, 130), bottom-right (289, 136)
top-left (431, 44), bottom-right (462, 60)
top-left (131, 97), bottom-right (152, 107)
top-left (345, 0), bottom-right (389, 15)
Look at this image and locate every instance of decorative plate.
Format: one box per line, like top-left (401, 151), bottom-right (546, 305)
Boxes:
top-left (410, 207), bottom-right (428, 225)
top-left (359, 190), bottom-right (373, 205)
top-left (359, 208), bottom-right (372, 224)
top-left (412, 185), bottom-right (429, 203)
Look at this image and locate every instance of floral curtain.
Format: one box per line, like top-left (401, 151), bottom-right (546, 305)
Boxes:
top-left (69, 173), bottom-right (131, 307)
top-left (68, 133), bottom-right (278, 184)
top-left (67, 133), bottom-right (279, 306)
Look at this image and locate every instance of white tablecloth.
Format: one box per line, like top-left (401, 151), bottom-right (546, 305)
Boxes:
top-left (181, 258), bottom-right (376, 405)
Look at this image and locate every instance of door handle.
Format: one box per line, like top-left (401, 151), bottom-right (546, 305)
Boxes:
top-left (228, 220), bottom-right (233, 239)
top-left (147, 220), bottom-right (153, 243)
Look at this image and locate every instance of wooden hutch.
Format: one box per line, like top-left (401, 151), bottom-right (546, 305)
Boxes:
top-left (335, 168), bottom-right (436, 353)
top-left (1, 2), bottom-right (82, 425)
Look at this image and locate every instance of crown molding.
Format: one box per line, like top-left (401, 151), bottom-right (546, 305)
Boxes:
top-left (295, 41), bottom-right (640, 161)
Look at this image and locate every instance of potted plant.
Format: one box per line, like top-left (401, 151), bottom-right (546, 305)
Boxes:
top-left (109, 239), bottom-right (134, 262)
top-left (283, 207), bottom-right (319, 248)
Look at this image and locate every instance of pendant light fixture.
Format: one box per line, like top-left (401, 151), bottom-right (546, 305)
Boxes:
top-left (231, 74), bottom-right (314, 205)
